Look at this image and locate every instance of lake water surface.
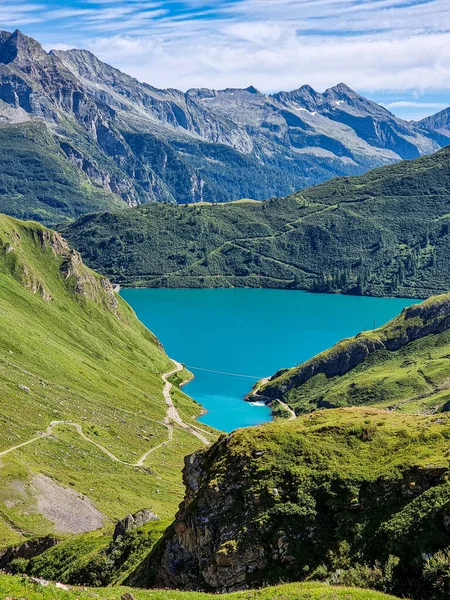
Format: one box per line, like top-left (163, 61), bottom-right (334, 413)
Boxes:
top-left (121, 289), bottom-right (419, 432)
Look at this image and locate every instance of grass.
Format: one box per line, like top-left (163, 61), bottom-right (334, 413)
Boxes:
top-left (144, 407), bottom-right (450, 598)
top-left (0, 122), bottom-right (125, 226)
top-left (258, 291), bottom-right (450, 415)
top-left (22, 520), bottom-right (168, 587)
top-left (0, 574), bottom-right (403, 600)
top-left (0, 214), bottom-right (217, 541)
top-left (63, 145), bottom-right (450, 298)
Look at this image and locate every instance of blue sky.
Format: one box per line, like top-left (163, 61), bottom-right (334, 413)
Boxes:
top-left (3, 0), bottom-right (450, 120)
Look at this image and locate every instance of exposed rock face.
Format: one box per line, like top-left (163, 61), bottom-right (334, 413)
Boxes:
top-left (32, 474), bottom-right (105, 534)
top-left (113, 509), bottom-right (160, 541)
top-left (137, 412), bottom-right (450, 593)
top-left (0, 536), bottom-right (58, 570)
top-left (260, 294), bottom-right (450, 401)
top-left (0, 28), bottom-right (449, 219)
top-left (39, 229), bottom-right (70, 255)
top-left (1, 221), bottom-right (119, 315)
top-left (421, 107), bottom-right (450, 137)
top-left (60, 249), bottom-right (119, 313)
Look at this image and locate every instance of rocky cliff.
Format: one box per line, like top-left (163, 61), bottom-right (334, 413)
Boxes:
top-left (0, 216), bottom-right (119, 315)
top-left (133, 409), bottom-right (450, 599)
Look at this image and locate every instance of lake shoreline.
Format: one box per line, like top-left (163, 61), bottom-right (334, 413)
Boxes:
top-left (122, 288), bottom-right (419, 432)
top-left (116, 282), bottom-right (432, 301)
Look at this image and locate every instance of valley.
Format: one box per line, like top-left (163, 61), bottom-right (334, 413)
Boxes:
top-left (2, 14), bottom-right (450, 600)
top-left (121, 288), bottom-right (418, 431)
top-left (64, 144), bottom-right (450, 299)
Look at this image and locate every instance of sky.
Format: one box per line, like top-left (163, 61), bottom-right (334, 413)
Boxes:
top-left (2, 0), bottom-right (450, 120)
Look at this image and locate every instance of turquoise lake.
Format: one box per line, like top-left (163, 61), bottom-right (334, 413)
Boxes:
top-left (121, 289), bottom-right (419, 432)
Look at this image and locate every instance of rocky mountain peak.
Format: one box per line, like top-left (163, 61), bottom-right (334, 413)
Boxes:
top-left (330, 82), bottom-right (358, 95)
top-left (245, 85), bottom-right (260, 95)
top-left (0, 29), bottom-right (48, 66)
top-left (0, 30), bottom-right (10, 44)
top-left (420, 106), bottom-right (450, 134)
top-left (186, 87), bottom-right (216, 99)
top-left (273, 84), bottom-right (322, 111)
top-left (51, 47), bottom-right (112, 80)
top-left (323, 82), bottom-right (367, 104)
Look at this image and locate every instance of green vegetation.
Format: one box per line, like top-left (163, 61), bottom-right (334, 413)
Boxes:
top-left (0, 573), bottom-right (402, 600)
top-left (145, 408), bottom-right (450, 599)
top-left (0, 213), bottom-right (213, 543)
top-left (20, 520), bottom-right (168, 587)
top-left (257, 291), bottom-right (450, 415)
top-left (0, 122), bottom-right (125, 226)
top-left (64, 145), bottom-right (450, 298)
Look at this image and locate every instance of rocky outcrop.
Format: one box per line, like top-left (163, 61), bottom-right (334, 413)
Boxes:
top-left (1, 221), bottom-right (119, 314)
top-left (0, 536), bottom-right (58, 571)
top-left (260, 293), bottom-right (450, 400)
top-left (39, 229), bottom-right (70, 256)
top-left (60, 249), bottom-right (119, 313)
top-left (136, 411), bottom-right (450, 594)
top-left (113, 510), bottom-right (160, 541)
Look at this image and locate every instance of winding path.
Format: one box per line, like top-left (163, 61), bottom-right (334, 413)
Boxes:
top-left (251, 377), bottom-right (297, 421)
top-left (0, 360), bottom-right (210, 467)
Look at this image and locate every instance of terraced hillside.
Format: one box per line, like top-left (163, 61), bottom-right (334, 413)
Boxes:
top-left (64, 145), bottom-right (450, 298)
top-left (252, 291), bottom-right (450, 416)
top-left (0, 214), bottom-right (216, 547)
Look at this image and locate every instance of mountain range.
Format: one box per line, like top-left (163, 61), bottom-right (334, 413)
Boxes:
top-left (63, 143), bottom-right (450, 298)
top-left (1, 29), bottom-right (450, 224)
top-left (5, 24), bottom-right (450, 600)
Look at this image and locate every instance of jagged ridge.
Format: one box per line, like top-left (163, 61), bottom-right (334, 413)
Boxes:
top-left (0, 29), bottom-right (449, 223)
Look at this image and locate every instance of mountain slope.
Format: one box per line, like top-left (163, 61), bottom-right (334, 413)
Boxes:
top-left (421, 108), bottom-right (450, 137)
top-left (0, 121), bottom-right (125, 225)
top-left (137, 407), bottom-right (450, 599)
top-left (0, 29), bottom-right (448, 223)
top-left (252, 291), bottom-right (450, 416)
top-left (64, 144), bottom-right (450, 298)
top-left (0, 213), bottom-right (214, 546)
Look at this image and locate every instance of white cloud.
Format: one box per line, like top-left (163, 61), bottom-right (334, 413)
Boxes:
top-left (4, 0), bottom-right (450, 118)
top-left (84, 29), bottom-right (450, 96)
top-left (383, 101), bottom-right (448, 109)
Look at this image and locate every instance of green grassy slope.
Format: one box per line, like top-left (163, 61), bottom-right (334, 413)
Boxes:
top-left (0, 122), bottom-right (126, 225)
top-left (254, 291), bottom-right (450, 416)
top-left (63, 145), bottom-right (450, 298)
top-left (0, 213), bottom-right (213, 545)
top-left (143, 408), bottom-right (450, 599)
top-left (0, 574), bottom-right (402, 600)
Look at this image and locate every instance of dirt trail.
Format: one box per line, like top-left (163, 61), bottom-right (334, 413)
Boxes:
top-left (250, 377), bottom-right (296, 421)
top-left (0, 360), bottom-right (210, 467)
top-left (161, 361), bottom-right (211, 445)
